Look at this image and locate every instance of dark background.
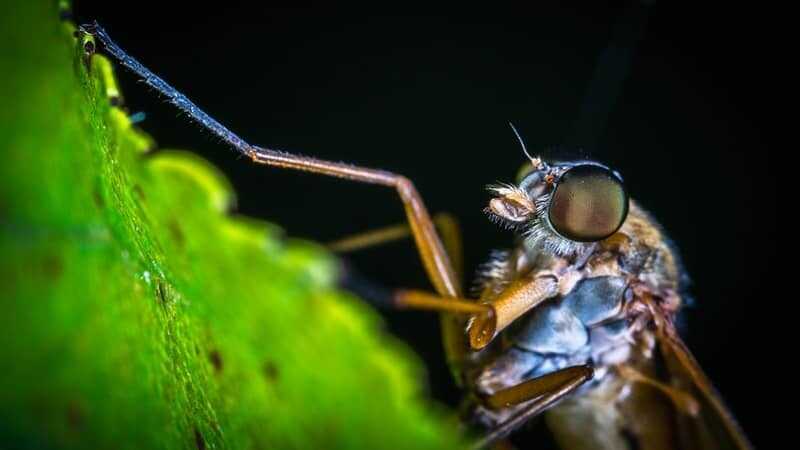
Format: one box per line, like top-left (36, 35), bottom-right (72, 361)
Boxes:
top-left (73, 2), bottom-right (775, 447)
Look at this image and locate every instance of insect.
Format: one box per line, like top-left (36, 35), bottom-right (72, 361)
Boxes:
top-left (78, 21), bottom-right (753, 450)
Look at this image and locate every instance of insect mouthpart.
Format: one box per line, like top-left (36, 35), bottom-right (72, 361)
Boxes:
top-left (485, 184), bottom-right (536, 227)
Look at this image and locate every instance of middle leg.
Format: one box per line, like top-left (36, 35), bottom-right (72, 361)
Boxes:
top-left (474, 365), bottom-right (594, 449)
top-left (329, 212), bottom-right (464, 283)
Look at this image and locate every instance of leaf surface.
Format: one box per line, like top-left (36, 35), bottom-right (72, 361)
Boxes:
top-left (0, 4), bottom-right (463, 449)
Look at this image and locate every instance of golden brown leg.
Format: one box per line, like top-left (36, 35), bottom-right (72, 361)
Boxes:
top-left (433, 213), bottom-right (463, 283)
top-left (395, 273), bottom-right (559, 351)
top-left (475, 365), bottom-right (594, 449)
top-left (329, 223), bottom-right (415, 253)
top-left (329, 212), bottom-right (464, 282)
top-left (82, 24), bottom-right (460, 299)
top-left (468, 274), bottom-right (559, 350)
top-left (484, 365), bottom-right (594, 410)
top-left (248, 147), bottom-right (460, 298)
top-left (394, 289), bottom-right (490, 317)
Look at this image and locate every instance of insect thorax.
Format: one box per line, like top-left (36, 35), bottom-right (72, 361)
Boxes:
top-left (462, 201), bottom-right (683, 430)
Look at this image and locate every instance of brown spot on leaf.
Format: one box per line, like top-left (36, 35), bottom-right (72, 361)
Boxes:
top-left (133, 184), bottom-right (146, 201)
top-left (93, 187), bottom-right (104, 208)
top-left (168, 220), bottom-right (185, 247)
top-left (155, 279), bottom-right (168, 309)
top-left (263, 362), bottom-right (279, 382)
top-left (66, 401), bottom-right (84, 430)
top-left (194, 427), bottom-right (206, 450)
top-left (42, 255), bottom-right (63, 280)
top-left (208, 350), bottom-right (223, 373)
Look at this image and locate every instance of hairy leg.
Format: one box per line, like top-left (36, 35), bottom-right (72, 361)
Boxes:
top-left (81, 23), bottom-right (460, 298)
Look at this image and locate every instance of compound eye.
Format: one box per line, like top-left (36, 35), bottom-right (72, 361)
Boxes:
top-left (548, 164), bottom-right (629, 242)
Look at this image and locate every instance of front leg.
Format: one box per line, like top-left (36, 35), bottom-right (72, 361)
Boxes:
top-left (250, 146), bottom-right (461, 298)
top-left (469, 273), bottom-right (560, 349)
top-left (81, 23), bottom-right (461, 299)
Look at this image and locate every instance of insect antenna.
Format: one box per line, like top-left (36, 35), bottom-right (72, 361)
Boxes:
top-left (508, 122), bottom-right (543, 169)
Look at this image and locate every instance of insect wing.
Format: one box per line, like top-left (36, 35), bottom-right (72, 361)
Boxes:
top-left (656, 321), bottom-right (753, 450)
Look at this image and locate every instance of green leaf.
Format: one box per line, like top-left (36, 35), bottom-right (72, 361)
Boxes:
top-left (0, 3), bottom-right (464, 449)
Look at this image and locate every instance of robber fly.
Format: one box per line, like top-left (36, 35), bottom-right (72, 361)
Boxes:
top-left (78, 22), bottom-right (753, 450)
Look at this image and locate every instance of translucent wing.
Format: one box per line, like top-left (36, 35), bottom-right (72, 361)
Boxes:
top-left (654, 311), bottom-right (754, 450)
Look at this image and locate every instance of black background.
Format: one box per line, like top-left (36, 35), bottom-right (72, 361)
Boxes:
top-left (73, 2), bottom-right (775, 447)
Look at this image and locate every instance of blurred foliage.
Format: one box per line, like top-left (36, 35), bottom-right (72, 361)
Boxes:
top-left (0, 2), bottom-right (463, 449)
